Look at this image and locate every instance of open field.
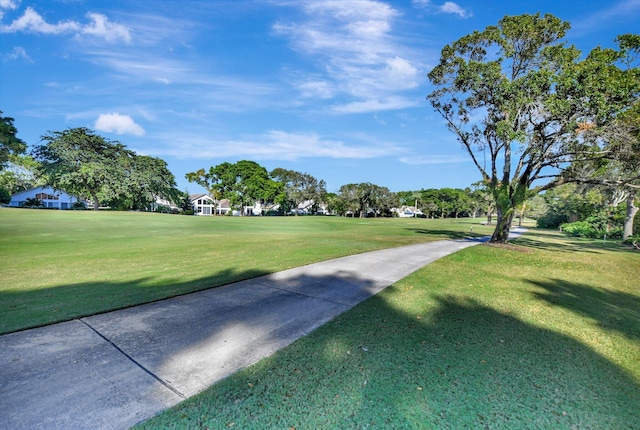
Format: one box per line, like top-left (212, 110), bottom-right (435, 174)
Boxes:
top-left (137, 229), bottom-right (640, 429)
top-left (0, 209), bottom-right (496, 334)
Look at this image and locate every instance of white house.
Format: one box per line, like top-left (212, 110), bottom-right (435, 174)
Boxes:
top-left (396, 206), bottom-right (425, 218)
top-left (149, 197), bottom-right (179, 212)
top-left (189, 194), bottom-right (231, 215)
top-left (190, 193), bottom-right (216, 215)
top-left (8, 186), bottom-right (84, 209)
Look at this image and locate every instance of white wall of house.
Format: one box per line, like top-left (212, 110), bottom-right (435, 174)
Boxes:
top-left (396, 206), bottom-right (424, 218)
top-left (8, 186), bottom-right (83, 209)
top-left (190, 194), bottom-right (216, 215)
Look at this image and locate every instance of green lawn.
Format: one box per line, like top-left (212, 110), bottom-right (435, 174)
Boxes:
top-left (136, 229), bottom-right (640, 429)
top-left (0, 209), bottom-right (495, 334)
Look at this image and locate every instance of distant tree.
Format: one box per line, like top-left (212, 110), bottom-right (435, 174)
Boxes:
top-left (337, 182), bottom-right (397, 218)
top-left (33, 128), bottom-right (177, 211)
top-left (428, 14), bottom-right (640, 242)
top-left (270, 168), bottom-right (327, 215)
top-left (371, 185), bottom-right (399, 217)
top-left (536, 183), bottom-right (605, 228)
top-left (396, 190), bottom-right (418, 207)
top-left (122, 155), bottom-right (179, 210)
top-left (0, 111), bottom-right (27, 169)
top-left (0, 186), bottom-right (10, 204)
top-left (468, 182), bottom-right (495, 222)
top-left (33, 128), bottom-right (129, 210)
top-left (180, 190), bottom-right (194, 213)
top-left (188, 161), bottom-right (282, 215)
top-left (324, 192), bottom-right (346, 216)
top-left (0, 154), bottom-right (41, 194)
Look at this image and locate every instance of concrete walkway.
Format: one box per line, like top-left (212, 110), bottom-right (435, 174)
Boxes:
top-left (0, 232), bottom-right (523, 429)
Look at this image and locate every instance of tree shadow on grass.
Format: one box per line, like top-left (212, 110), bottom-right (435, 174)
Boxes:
top-left (149, 290), bottom-right (640, 429)
top-left (528, 278), bottom-right (640, 341)
top-left (512, 230), bottom-right (630, 254)
top-left (406, 228), bottom-right (478, 240)
top-left (0, 267), bottom-right (271, 334)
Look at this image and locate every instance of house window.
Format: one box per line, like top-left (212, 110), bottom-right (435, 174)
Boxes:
top-left (36, 192), bottom-right (59, 200)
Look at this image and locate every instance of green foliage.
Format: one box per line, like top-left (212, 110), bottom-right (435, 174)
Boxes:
top-left (0, 110), bottom-right (27, 168)
top-left (0, 186), bottom-right (10, 204)
top-left (0, 155), bottom-right (41, 194)
top-left (180, 191), bottom-right (194, 213)
top-left (32, 128), bottom-right (177, 211)
top-left (561, 215), bottom-right (623, 239)
top-left (337, 182), bottom-right (398, 218)
top-left (536, 184), bottom-right (606, 229)
top-left (427, 13), bottom-right (639, 243)
top-left (270, 168), bottom-right (327, 214)
top-left (187, 161), bottom-right (283, 214)
top-left (21, 197), bottom-right (43, 208)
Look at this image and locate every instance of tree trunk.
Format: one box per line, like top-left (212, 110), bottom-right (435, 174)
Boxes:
top-left (91, 193), bottom-right (99, 211)
top-left (623, 191), bottom-right (638, 240)
top-left (491, 206), bottom-right (514, 243)
top-left (518, 205), bottom-right (525, 227)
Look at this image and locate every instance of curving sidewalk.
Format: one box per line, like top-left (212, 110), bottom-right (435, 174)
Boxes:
top-left (0, 230), bottom-right (525, 430)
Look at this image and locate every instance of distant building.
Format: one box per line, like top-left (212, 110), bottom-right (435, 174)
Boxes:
top-left (395, 206), bottom-right (425, 218)
top-left (8, 186), bottom-right (85, 209)
top-left (189, 194), bottom-right (231, 215)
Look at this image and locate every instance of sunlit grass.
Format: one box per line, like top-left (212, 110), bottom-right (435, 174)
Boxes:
top-left (0, 209), bottom-right (494, 334)
top-left (136, 229), bottom-right (640, 429)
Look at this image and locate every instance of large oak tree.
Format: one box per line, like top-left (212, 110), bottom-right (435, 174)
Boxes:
top-left (428, 14), bottom-right (639, 242)
top-left (33, 127), bottom-right (177, 210)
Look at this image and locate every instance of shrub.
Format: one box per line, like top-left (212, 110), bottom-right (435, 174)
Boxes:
top-left (22, 197), bottom-right (43, 208)
top-left (0, 187), bottom-right (10, 204)
top-left (560, 218), bottom-right (623, 239)
top-left (561, 221), bottom-right (598, 238)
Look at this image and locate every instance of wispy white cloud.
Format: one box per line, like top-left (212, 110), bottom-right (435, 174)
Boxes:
top-left (571, 0), bottom-right (640, 36)
top-left (274, 0), bottom-right (421, 112)
top-left (412, 0), bottom-right (472, 18)
top-left (0, 0), bottom-right (19, 19)
top-left (95, 113), bottom-right (145, 136)
top-left (295, 79), bottom-right (334, 99)
top-left (1, 6), bottom-right (131, 43)
top-left (332, 96), bottom-right (419, 114)
top-left (439, 2), bottom-right (472, 18)
top-left (152, 129), bottom-right (404, 161)
top-left (2, 45), bottom-right (31, 62)
top-left (81, 12), bottom-right (131, 43)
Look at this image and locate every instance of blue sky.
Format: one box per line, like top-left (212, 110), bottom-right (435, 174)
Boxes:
top-left (2, 0), bottom-right (639, 194)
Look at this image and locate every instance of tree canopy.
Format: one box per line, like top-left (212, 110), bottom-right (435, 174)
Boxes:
top-left (0, 111), bottom-right (27, 169)
top-left (33, 127), bottom-right (177, 210)
top-left (270, 168), bottom-right (326, 215)
top-left (428, 13), bottom-right (640, 242)
top-left (187, 160), bottom-right (283, 214)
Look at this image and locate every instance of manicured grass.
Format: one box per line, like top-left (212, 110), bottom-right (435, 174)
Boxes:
top-left (0, 209), bottom-right (494, 334)
top-left (136, 229), bottom-right (640, 429)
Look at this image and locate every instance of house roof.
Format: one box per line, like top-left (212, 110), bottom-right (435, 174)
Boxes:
top-left (10, 186), bottom-right (76, 199)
